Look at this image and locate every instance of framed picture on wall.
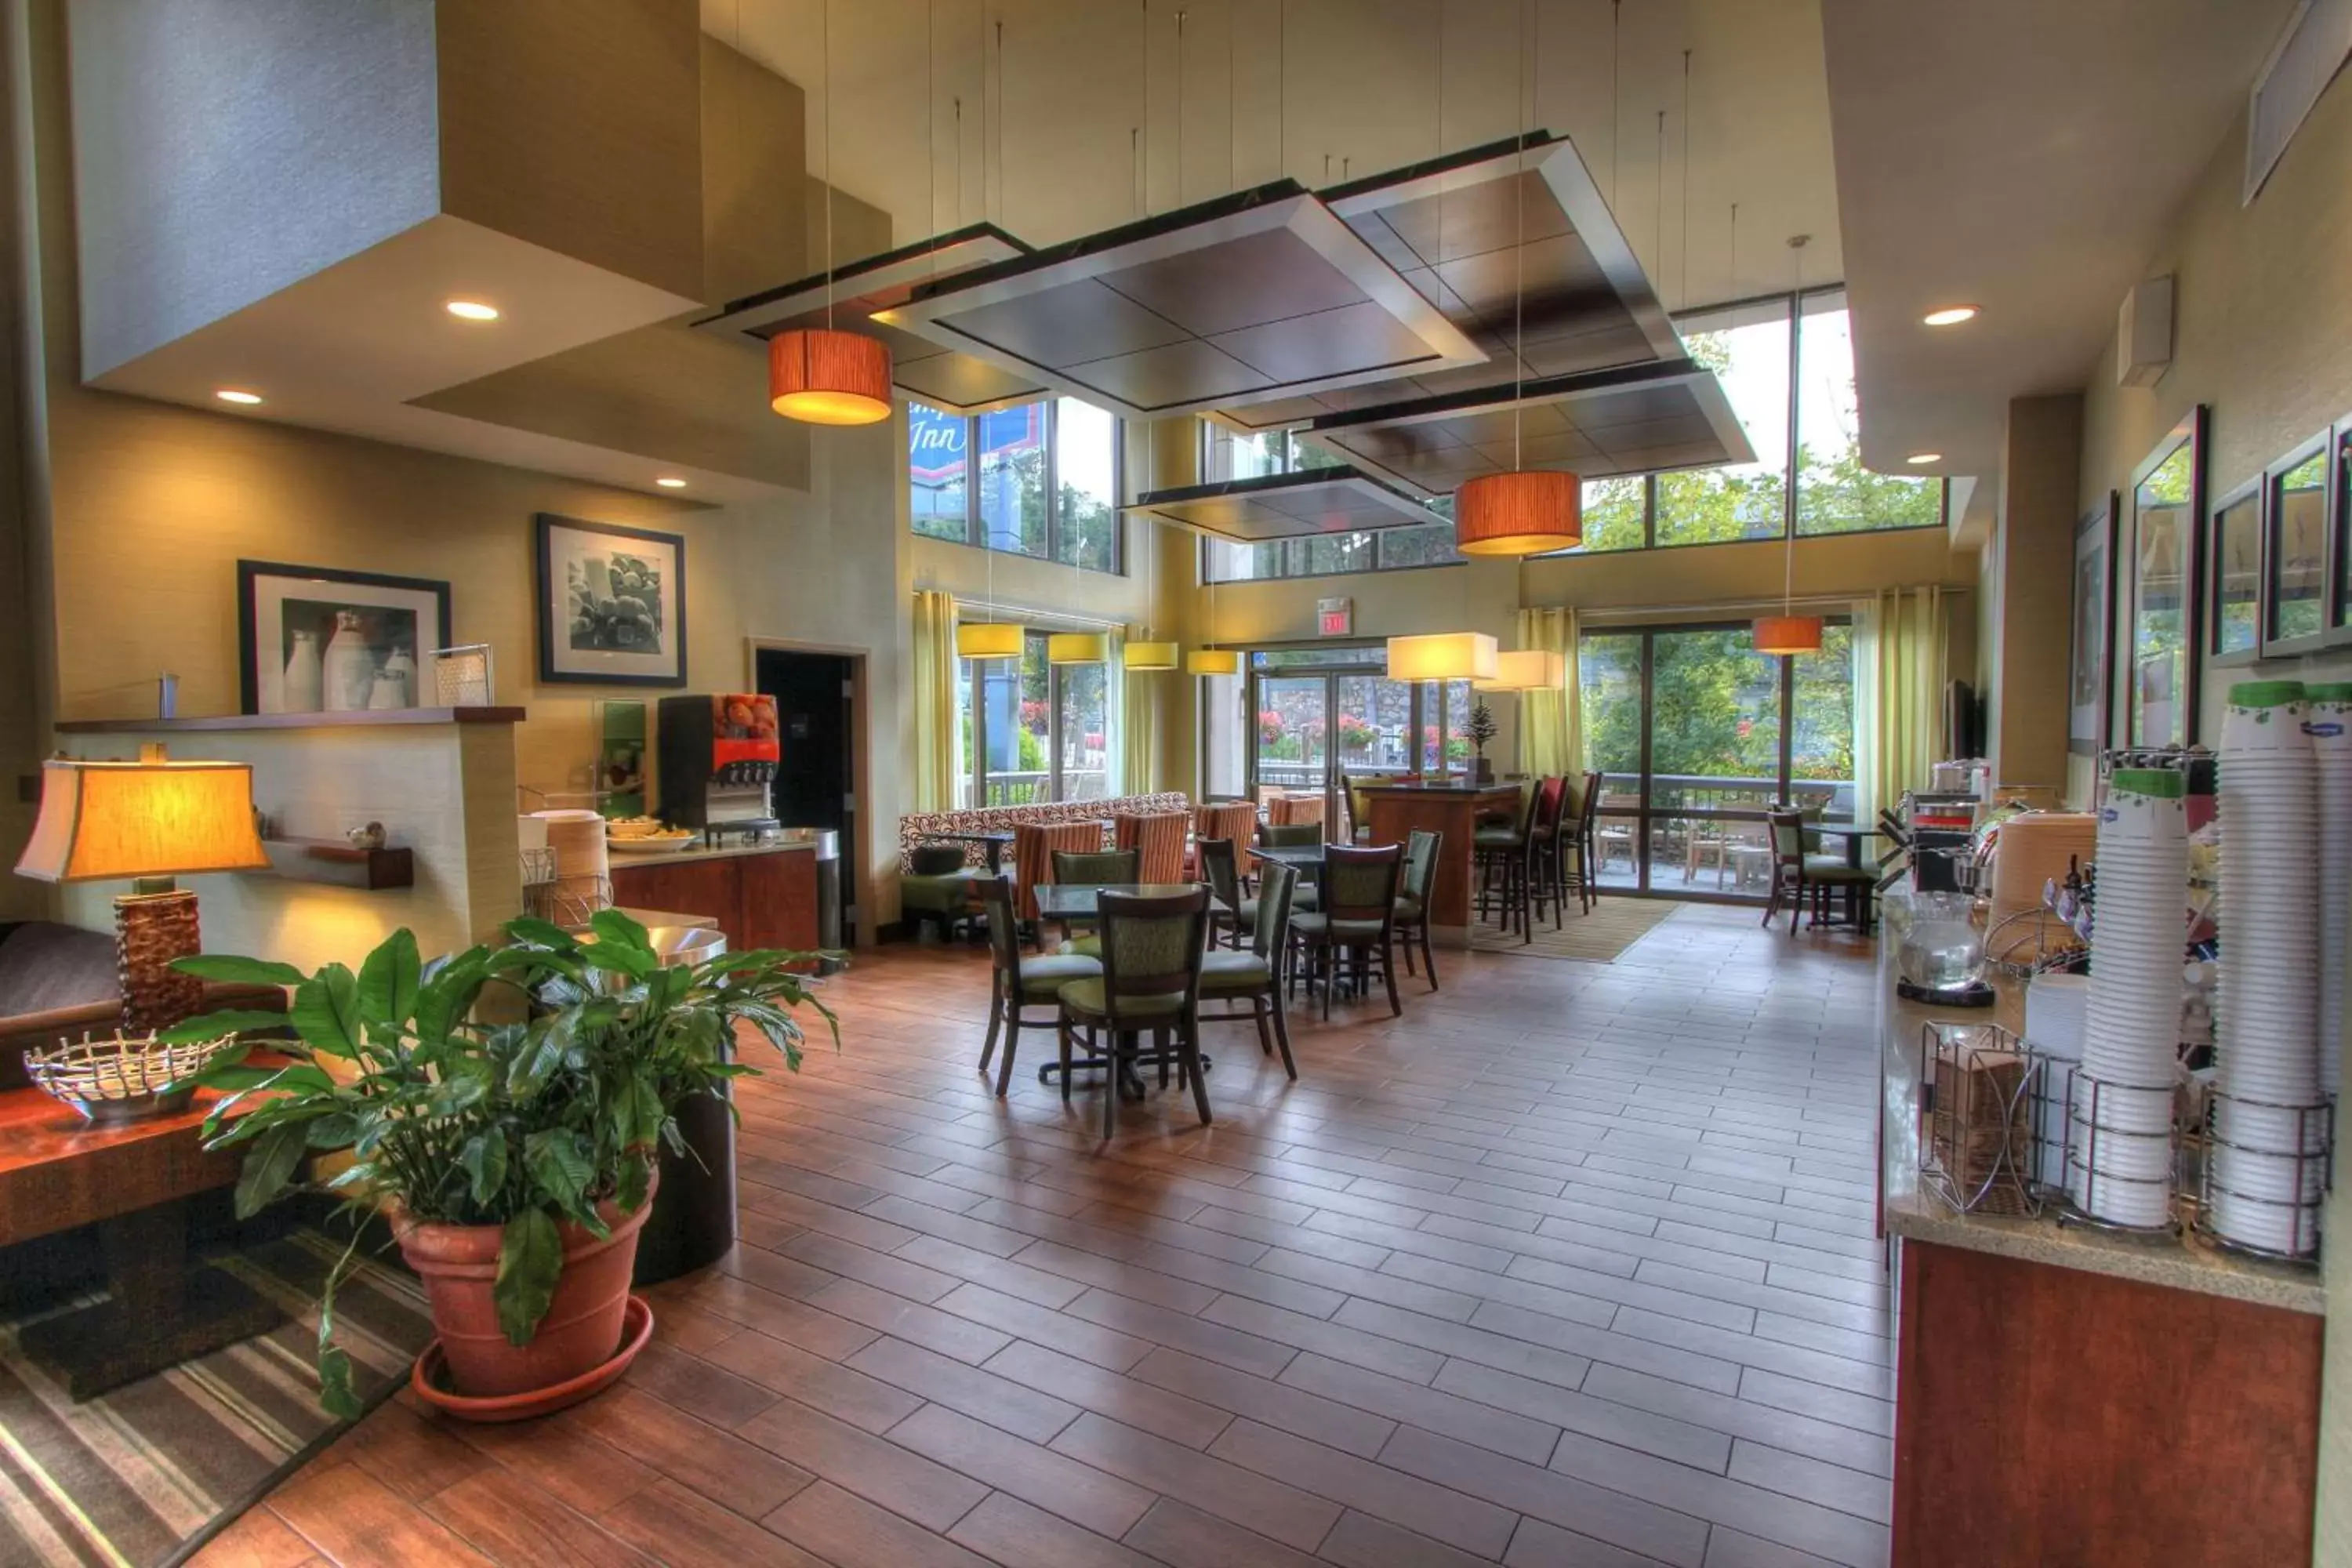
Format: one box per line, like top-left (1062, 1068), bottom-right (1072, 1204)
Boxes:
top-left (535, 514), bottom-right (688, 687)
top-left (2262, 432), bottom-right (2330, 658)
top-left (2205, 476), bottom-right (2263, 667)
top-left (2126, 406), bottom-right (2207, 748)
top-left (238, 561), bottom-right (452, 715)
top-left (2069, 492), bottom-right (2116, 756)
top-left (2328, 414), bottom-right (2352, 644)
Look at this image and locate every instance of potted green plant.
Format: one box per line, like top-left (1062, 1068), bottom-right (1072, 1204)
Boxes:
top-left (1467, 701), bottom-right (1499, 783)
top-left (170, 909), bottom-right (833, 1418)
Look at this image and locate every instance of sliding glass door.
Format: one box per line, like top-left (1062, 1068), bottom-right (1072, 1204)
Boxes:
top-left (1580, 621), bottom-right (1855, 899)
top-left (1240, 648), bottom-right (1472, 833)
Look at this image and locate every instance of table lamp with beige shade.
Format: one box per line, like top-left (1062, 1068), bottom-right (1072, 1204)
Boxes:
top-left (15, 746), bottom-right (271, 1030)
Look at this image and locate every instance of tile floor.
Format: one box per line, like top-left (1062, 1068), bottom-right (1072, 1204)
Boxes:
top-left (195, 902), bottom-right (1891, 1568)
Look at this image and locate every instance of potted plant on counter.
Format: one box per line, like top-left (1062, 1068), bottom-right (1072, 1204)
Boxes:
top-left (170, 909), bottom-right (833, 1419)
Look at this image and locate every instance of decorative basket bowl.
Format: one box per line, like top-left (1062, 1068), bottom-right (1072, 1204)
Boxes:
top-left (24, 1030), bottom-right (237, 1123)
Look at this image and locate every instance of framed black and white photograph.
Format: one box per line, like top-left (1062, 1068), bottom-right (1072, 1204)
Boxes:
top-left (238, 561), bottom-right (451, 715)
top-left (535, 514), bottom-right (687, 688)
top-left (2069, 492), bottom-right (2116, 756)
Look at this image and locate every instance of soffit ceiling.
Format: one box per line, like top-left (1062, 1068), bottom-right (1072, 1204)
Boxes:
top-left (1303, 358), bottom-right (1755, 496)
top-left (1820, 0), bottom-right (2296, 481)
top-left (1123, 468), bottom-right (1450, 542)
top-left (1207, 133), bottom-right (1685, 432)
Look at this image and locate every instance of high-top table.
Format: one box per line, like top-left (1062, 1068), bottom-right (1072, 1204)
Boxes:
top-left (1357, 779), bottom-right (1525, 946)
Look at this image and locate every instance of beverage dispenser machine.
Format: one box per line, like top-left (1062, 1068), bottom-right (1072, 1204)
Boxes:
top-left (656, 693), bottom-right (781, 843)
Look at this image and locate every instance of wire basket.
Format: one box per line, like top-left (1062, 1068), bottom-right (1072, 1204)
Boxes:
top-left (24, 1029), bottom-right (238, 1123)
top-left (2190, 1086), bottom-right (2332, 1263)
top-left (431, 644), bottom-right (496, 707)
top-left (527, 874), bottom-right (612, 928)
top-left (1918, 1021), bottom-right (2042, 1216)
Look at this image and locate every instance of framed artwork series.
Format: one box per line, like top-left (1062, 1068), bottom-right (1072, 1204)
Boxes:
top-left (2205, 474), bottom-right (2263, 669)
top-left (238, 561), bottom-right (452, 716)
top-left (2125, 406), bottom-right (2206, 749)
top-left (2069, 492), bottom-right (2117, 757)
top-left (535, 514), bottom-right (688, 688)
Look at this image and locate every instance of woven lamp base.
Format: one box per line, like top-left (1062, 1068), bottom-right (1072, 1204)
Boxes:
top-left (115, 889), bottom-right (204, 1033)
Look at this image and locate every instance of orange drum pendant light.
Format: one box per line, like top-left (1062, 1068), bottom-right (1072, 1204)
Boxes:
top-left (1450, 9), bottom-right (1580, 558)
top-left (774, 0), bottom-right (891, 426)
top-left (1753, 236), bottom-right (1821, 657)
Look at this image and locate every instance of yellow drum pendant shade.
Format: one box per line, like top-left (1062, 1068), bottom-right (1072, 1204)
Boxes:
top-left (1454, 471), bottom-right (1582, 557)
top-left (1752, 615), bottom-right (1824, 655)
top-left (955, 622), bottom-right (1025, 659)
top-left (1047, 632), bottom-right (1108, 665)
top-left (1187, 648), bottom-right (1240, 676)
top-left (768, 328), bottom-right (892, 426)
top-left (1124, 641), bottom-right (1180, 671)
top-left (1385, 632), bottom-right (1498, 682)
top-left (1474, 648), bottom-right (1567, 692)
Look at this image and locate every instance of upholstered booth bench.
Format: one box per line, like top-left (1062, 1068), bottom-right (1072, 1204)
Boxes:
top-left (898, 793), bottom-right (1192, 938)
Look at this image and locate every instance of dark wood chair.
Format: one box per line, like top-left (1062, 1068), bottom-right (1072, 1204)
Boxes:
top-left (1056, 887), bottom-right (1214, 1136)
top-left (1197, 837), bottom-right (1251, 949)
top-left (1199, 859), bottom-right (1301, 1079)
top-left (1561, 770), bottom-right (1602, 913)
top-left (975, 878), bottom-right (1100, 1096)
top-left (1762, 809), bottom-right (1876, 933)
top-left (1050, 848), bottom-right (1141, 956)
top-left (1392, 828), bottom-right (1443, 989)
top-left (1290, 844), bottom-right (1405, 1020)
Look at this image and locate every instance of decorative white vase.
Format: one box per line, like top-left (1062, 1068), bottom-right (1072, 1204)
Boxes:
top-left (321, 611), bottom-right (376, 712)
top-left (281, 628), bottom-right (323, 713)
top-left (380, 648), bottom-right (416, 709)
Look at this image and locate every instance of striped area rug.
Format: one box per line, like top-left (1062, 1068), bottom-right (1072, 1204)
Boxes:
top-left (1468, 893), bottom-right (1682, 962)
top-left (0, 1225), bottom-right (430, 1568)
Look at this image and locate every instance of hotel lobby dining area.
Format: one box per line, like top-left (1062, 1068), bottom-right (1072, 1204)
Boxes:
top-left (4, 1), bottom-right (2351, 1566)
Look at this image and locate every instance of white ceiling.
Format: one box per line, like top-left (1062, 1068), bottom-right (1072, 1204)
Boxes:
top-left (1820, 0), bottom-right (2296, 482)
top-left (699, 0), bottom-right (1845, 310)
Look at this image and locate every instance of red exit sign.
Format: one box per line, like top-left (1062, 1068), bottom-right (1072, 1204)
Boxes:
top-left (1316, 596), bottom-right (1353, 637)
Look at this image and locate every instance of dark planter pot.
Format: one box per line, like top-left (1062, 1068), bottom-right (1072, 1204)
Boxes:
top-left (632, 1081), bottom-right (737, 1286)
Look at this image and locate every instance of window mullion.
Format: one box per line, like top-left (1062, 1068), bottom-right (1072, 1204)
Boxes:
top-left (1045, 401), bottom-right (1061, 564)
top-left (966, 413), bottom-right (982, 548)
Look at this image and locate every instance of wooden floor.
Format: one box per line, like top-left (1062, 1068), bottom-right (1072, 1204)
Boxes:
top-left (197, 903), bottom-right (1891, 1568)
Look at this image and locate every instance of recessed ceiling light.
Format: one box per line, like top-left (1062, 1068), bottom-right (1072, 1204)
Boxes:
top-left (655, 476), bottom-right (688, 489)
top-left (214, 388), bottom-right (263, 405)
top-left (1922, 305), bottom-right (1979, 327)
top-left (445, 299), bottom-right (500, 321)
top-left (1906, 452), bottom-right (1943, 465)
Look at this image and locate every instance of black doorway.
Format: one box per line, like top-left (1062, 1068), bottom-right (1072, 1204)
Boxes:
top-left (756, 648), bottom-right (856, 945)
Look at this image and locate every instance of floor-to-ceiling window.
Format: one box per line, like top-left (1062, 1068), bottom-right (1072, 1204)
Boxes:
top-left (1581, 620), bottom-right (1857, 898)
top-left (957, 631), bottom-right (1112, 806)
top-left (1238, 646), bottom-right (1477, 829)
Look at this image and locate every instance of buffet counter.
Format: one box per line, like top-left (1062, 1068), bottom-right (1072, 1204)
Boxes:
top-left (1877, 888), bottom-right (2322, 1567)
top-left (606, 832), bottom-right (833, 956)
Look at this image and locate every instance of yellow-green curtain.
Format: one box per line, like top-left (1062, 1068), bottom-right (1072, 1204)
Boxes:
top-left (1515, 605), bottom-right (1580, 782)
top-left (911, 590), bottom-right (959, 811)
top-left (1118, 625), bottom-right (1156, 796)
top-left (1869, 586), bottom-right (1946, 818)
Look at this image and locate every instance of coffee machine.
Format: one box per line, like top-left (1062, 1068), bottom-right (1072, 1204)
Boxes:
top-left (656, 693), bottom-right (781, 844)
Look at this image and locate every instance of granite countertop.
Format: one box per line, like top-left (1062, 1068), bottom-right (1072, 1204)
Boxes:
top-left (604, 834), bottom-right (822, 869)
top-left (1877, 889), bottom-right (2325, 1316)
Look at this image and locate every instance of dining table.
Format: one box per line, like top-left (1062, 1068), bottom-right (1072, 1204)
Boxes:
top-left (1811, 823), bottom-right (1890, 929)
top-left (1029, 882), bottom-right (1213, 1097)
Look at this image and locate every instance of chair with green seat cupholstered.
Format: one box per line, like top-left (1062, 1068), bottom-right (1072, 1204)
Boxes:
top-left (1390, 828), bottom-right (1443, 988)
top-left (1199, 858), bottom-right (1301, 1078)
top-left (1056, 887), bottom-right (1214, 1138)
top-left (1049, 848), bottom-right (1139, 957)
top-left (1289, 843), bottom-right (1404, 1021)
top-left (975, 877), bottom-right (1099, 1096)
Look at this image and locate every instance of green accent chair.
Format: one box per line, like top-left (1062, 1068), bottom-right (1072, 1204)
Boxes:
top-left (1200, 858), bottom-right (1301, 1079)
top-left (1392, 829), bottom-right (1442, 990)
top-left (1290, 843), bottom-right (1404, 1021)
top-left (1762, 808), bottom-right (1876, 932)
top-left (901, 842), bottom-right (981, 940)
top-left (1198, 837), bottom-right (1250, 948)
top-left (1057, 887), bottom-right (1214, 1137)
top-left (975, 878), bottom-right (1100, 1096)
top-left (1050, 848), bottom-right (1140, 957)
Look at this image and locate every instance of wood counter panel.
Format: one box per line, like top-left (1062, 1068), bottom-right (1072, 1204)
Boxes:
top-left (610, 848), bottom-right (818, 957)
top-left (1363, 785), bottom-right (1520, 931)
top-left (1893, 1239), bottom-right (2319, 1567)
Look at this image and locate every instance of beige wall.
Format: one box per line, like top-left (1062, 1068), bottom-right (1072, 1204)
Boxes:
top-left (2068, 69), bottom-right (2352, 1559)
top-left (1991, 392), bottom-right (2082, 789)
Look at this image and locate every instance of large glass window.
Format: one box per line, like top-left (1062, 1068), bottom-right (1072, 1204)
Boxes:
top-left (1202, 429), bottom-right (1461, 582)
top-left (956, 632), bottom-right (1112, 806)
top-left (909, 398), bottom-right (1124, 572)
top-left (1237, 646), bottom-right (1479, 831)
top-left (1578, 619), bottom-right (1857, 898)
top-left (1203, 285), bottom-right (1944, 578)
top-left (1656, 300), bottom-right (1793, 546)
top-left (1795, 298), bottom-right (1943, 535)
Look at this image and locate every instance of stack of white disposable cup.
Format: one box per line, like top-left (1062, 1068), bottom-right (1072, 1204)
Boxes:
top-left (2071, 768), bottom-right (2187, 1228)
top-left (2305, 684), bottom-right (2352, 1098)
top-left (2212, 681), bottom-right (2322, 1256)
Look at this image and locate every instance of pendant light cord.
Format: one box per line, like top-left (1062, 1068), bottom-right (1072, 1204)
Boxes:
top-left (822, 0), bottom-right (834, 327)
top-left (1511, 0), bottom-right (1530, 473)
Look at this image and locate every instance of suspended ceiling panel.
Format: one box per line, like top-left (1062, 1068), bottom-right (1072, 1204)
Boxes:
top-left (882, 183), bottom-right (1487, 421)
top-left (1122, 468), bottom-right (1448, 543)
top-left (1207, 133), bottom-right (1687, 434)
top-left (1304, 359), bottom-right (1755, 497)
top-left (694, 223), bottom-right (1054, 415)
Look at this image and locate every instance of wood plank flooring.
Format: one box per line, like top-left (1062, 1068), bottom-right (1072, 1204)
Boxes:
top-left (195, 903), bottom-right (1890, 1568)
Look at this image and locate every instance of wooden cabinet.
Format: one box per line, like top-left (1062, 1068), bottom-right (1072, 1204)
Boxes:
top-left (1892, 1240), bottom-right (2321, 1567)
top-left (609, 848), bottom-right (818, 956)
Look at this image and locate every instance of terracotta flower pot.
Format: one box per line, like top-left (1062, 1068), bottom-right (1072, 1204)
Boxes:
top-left (395, 1171), bottom-right (657, 1399)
